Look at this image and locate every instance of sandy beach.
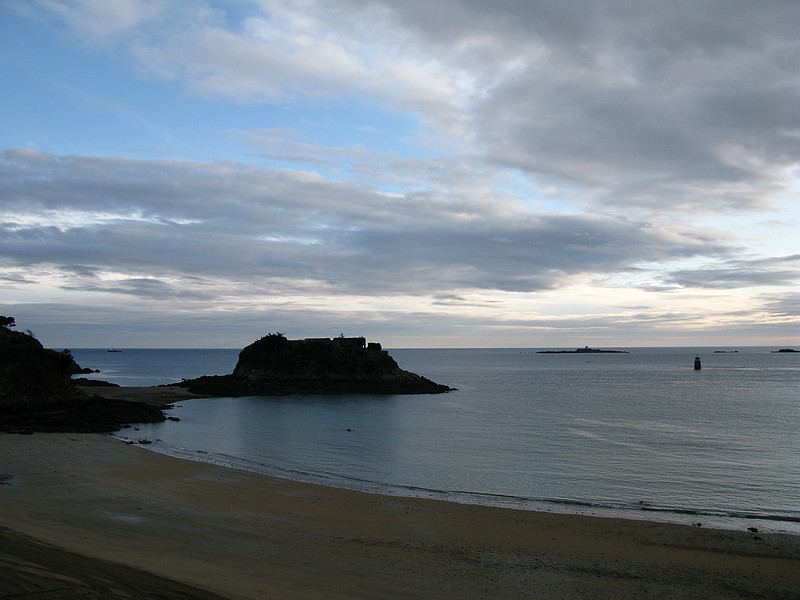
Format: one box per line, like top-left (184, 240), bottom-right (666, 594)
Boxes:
top-left (3, 384), bottom-right (800, 599)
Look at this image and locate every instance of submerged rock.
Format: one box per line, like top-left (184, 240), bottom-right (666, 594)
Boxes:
top-left (180, 334), bottom-right (452, 396)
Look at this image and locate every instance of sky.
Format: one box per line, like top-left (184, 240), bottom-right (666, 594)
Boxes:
top-left (1, 0), bottom-right (798, 349)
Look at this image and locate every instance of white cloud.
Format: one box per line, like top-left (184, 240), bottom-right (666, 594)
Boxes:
top-left (2, 150), bottom-right (746, 300)
top-left (35, 0), bottom-right (798, 215)
top-left (34, 0), bottom-right (168, 39)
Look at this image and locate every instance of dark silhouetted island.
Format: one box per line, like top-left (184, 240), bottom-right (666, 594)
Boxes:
top-left (772, 348), bottom-right (799, 353)
top-left (537, 346), bottom-right (629, 354)
top-left (178, 333), bottom-right (453, 396)
top-left (0, 315), bottom-right (165, 433)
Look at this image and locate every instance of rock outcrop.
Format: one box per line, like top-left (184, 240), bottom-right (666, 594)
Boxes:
top-left (0, 322), bottom-right (86, 410)
top-left (537, 346), bottom-right (629, 354)
top-left (180, 334), bottom-right (452, 396)
top-left (0, 316), bottom-right (165, 433)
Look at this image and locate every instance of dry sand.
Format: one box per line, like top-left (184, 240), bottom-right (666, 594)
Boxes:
top-left (2, 429), bottom-right (799, 598)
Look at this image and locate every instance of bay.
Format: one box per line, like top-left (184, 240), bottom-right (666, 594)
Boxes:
top-left (70, 346), bottom-right (800, 533)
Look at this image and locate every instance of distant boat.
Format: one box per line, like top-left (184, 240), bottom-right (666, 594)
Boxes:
top-left (107, 348), bottom-right (122, 353)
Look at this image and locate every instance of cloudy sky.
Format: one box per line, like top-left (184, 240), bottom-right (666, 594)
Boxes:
top-left (1, 0), bottom-right (798, 348)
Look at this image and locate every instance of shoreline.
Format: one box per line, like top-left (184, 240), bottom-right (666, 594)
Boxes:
top-left (117, 431), bottom-right (800, 537)
top-left (2, 433), bottom-right (800, 599)
top-left (95, 385), bottom-right (800, 536)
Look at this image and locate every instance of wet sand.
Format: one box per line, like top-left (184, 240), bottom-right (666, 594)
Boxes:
top-left (2, 433), bottom-right (799, 599)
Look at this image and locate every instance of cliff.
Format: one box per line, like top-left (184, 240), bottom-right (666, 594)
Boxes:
top-left (0, 317), bottom-right (165, 432)
top-left (0, 324), bottom-right (87, 410)
top-left (180, 334), bottom-right (452, 396)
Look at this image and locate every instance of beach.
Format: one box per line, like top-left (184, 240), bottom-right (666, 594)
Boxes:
top-left (2, 430), bottom-right (799, 599)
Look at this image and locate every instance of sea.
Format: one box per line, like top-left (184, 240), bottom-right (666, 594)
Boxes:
top-left (68, 346), bottom-right (800, 534)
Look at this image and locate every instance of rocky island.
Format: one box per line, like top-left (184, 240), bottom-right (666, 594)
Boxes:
top-left (178, 333), bottom-right (452, 396)
top-left (537, 346), bottom-right (629, 354)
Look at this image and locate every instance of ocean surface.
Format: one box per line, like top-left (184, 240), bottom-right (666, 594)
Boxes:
top-left (69, 346), bottom-right (800, 533)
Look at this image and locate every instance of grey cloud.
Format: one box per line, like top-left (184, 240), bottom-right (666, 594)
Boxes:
top-left (59, 264), bottom-right (101, 278)
top-left (345, 215), bottom-right (728, 293)
top-left (1, 151), bottom-right (734, 299)
top-left (351, 0), bottom-right (800, 212)
top-left (6, 2), bottom-right (797, 347)
top-left (0, 272), bottom-right (34, 284)
top-left (664, 255), bottom-right (799, 290)
top-left (760, 293), bottom-right (800, 318)
top-left (433, 295), bottom-right (503, 308)
top-left (28, 2), bottom-right (800, 216)
top-left (61, 276), bottom-right (215, 300)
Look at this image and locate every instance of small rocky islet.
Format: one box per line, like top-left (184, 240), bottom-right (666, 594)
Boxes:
top-left (177, 333), bottom-right (453, 396)
top-left (536, 346), bottom-right (629, 354)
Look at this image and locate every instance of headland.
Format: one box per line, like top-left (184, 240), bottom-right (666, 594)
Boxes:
top-left (0, 318), bottom-right (164, 433)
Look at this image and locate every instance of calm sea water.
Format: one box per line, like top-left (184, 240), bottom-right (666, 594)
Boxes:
top-left (70, 346), bottom-right (800, 533)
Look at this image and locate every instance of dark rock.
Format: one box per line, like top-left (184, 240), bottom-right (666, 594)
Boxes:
top-left (1, 325), bottom-right (87, 409)
top-left (179, 333), bottom-right (452, 396)
top-left (772, 348), bottom-right (799, 353)
top-left (537, 346), bottom-right (629, 354)
top-left (0, 395), bottom-right (166, 434)
top-left (1, 316), bottom-right (165, 433)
